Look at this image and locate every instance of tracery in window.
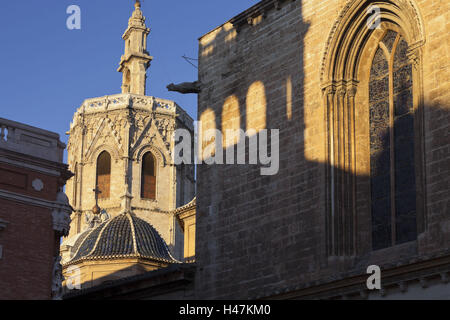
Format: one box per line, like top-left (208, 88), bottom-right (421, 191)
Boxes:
top-left (369, 31), bottom-right (417, 250)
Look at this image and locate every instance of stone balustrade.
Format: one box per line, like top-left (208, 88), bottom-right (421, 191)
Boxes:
top-left (76, 94), bottom-right (194, 131)
top-left (82, 94), bottom-right (177, 113)
top-left (0, 118), bottom-right (65, 163)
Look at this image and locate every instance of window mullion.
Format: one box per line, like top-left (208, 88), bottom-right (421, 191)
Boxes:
top-left (388, 45), bottom-right (396, 246)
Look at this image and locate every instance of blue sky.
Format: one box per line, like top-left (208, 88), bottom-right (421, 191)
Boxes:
top-left (0, 0), bottom-right (257, 149)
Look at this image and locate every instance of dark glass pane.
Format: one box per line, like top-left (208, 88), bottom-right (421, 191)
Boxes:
top-left (394, 116), bottom-right (417, 244)
top-left (395, 187), bottom-right (417, 244)
top-left (394, 115), bottom-right (415, 142)
top-left (395, 165), bottom-right (416, 194)
top-left (370, 47), bottom-right (390, 79)
top-left (372, 197), bottom-right (392, 250)
top-left (382, 30), bottom-right (398, 52)
top-left (393, 37), bottom-right (417, 245)
top-left (394, 136), bottom-right (415, 168)
top-left (370, 47), bottom-right (392, 250)
top-left (394, 38), bottom-right (409, 70)
top-left (394, 88), bottom-right (414, 116)
top-left (393, 64), bottom-right (413, 92)
top-left (369, 77), bottom-right (389, 103)
top-left (370, 173), bottom-right (391, 199)
top-left (370, 101), bottom-right (390, 128)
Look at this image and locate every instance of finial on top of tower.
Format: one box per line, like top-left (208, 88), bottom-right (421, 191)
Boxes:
top-left (118, 0), bottom-right (152, 96)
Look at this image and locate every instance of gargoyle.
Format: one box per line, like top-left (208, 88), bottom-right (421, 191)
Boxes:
top-left (167, 81), bottom-right (201, 94)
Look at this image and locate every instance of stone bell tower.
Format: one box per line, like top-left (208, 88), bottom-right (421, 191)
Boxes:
top-left (118, 0), bottom-right (152, 95)
top-left (61, 1), bottom-right (195, 267)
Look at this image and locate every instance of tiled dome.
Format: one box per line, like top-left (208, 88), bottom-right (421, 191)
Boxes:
top-left (68, 213), bottom-right (177, 265)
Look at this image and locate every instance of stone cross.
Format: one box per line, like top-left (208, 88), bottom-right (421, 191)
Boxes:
top-left (93, 187), bottom-right (102, 203)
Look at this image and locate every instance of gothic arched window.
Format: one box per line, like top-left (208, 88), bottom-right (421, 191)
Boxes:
top-left (141, 152), bottom-right (156, 200)
top-left (369, 30), bottom-right (417, 250)
top-left (96, 151), bottom-right (111, 200)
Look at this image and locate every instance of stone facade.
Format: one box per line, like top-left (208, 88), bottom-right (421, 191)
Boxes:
top-left (195, 0), bottom-right (450, 299)
top-left (118, 1), bottom-right (153, 96)
top-left (0, 118), bottom-right (72, 300)
top-left (61, 2), bottom-right (196, 288)
top-left (63, 93), bottom-right (195, 260)
top-left (58, 0), bottom-right (449, 300)
top-left (175, 198), bottom-right (197, 262)
top-left (64, 264), bottom-right (196, 300)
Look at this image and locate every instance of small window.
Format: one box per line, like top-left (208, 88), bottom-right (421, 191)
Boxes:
top-left (96, 151), bottom-right (111, 199)
top-left (141, 152), bottom-right (156, 200)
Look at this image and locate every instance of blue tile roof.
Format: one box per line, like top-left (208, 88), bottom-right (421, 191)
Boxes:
top-left (68, 213), bottom-right (177, 264)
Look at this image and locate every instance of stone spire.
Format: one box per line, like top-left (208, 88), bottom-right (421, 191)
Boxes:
top-left (118, 0), bottom-right (153, 95)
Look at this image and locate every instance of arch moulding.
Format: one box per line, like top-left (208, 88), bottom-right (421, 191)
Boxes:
top-left (319, 0), bottom-right (426, 258)
top-left (320, 0), bottom-right (425, 86)
top-left (86, 144), bottom-right (121, 165)
top-left (134, 144), bottom-right (167, 168)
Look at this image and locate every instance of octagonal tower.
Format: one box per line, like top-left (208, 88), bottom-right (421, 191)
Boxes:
top-left (61, 2), bottom-right (195, 279)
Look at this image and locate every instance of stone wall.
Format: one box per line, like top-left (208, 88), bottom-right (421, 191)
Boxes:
top-left (64, 94), bottom-right (195, 261)
top-left (0, 199), bottom-right (55, 299)
top-left (195, 0), bottom-right (450, 299)
top-left (0, 118), bottom-right (71, 300)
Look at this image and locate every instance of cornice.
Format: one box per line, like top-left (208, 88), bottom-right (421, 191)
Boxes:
top-left (173, 198), bottom-right (196, 216)
top-left (261, 251), bottom-right (450, 300)
top-left (122, 25), bottom-right (150, 40)
top-left (0, 189), bottom-right (72, 212)
top-left (230, 0), bottom-right (296, 32)
top-left (0, 147), bottom-right (70, 177)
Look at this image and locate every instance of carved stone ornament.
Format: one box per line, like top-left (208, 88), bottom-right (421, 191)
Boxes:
top-left (51, 256), bottom-right (64, 300)
top-left (166, 81), bottom-right (201, 94)
top-left (32, 179), bottom-right (44, 192)
top-left (52, 192), bottom-right (73, 237)
top-left (85, 209), bottom-right (110, 230)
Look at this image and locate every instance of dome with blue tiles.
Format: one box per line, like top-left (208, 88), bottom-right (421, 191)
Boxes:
top-left (67, 213), bottom-right (178, 265)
